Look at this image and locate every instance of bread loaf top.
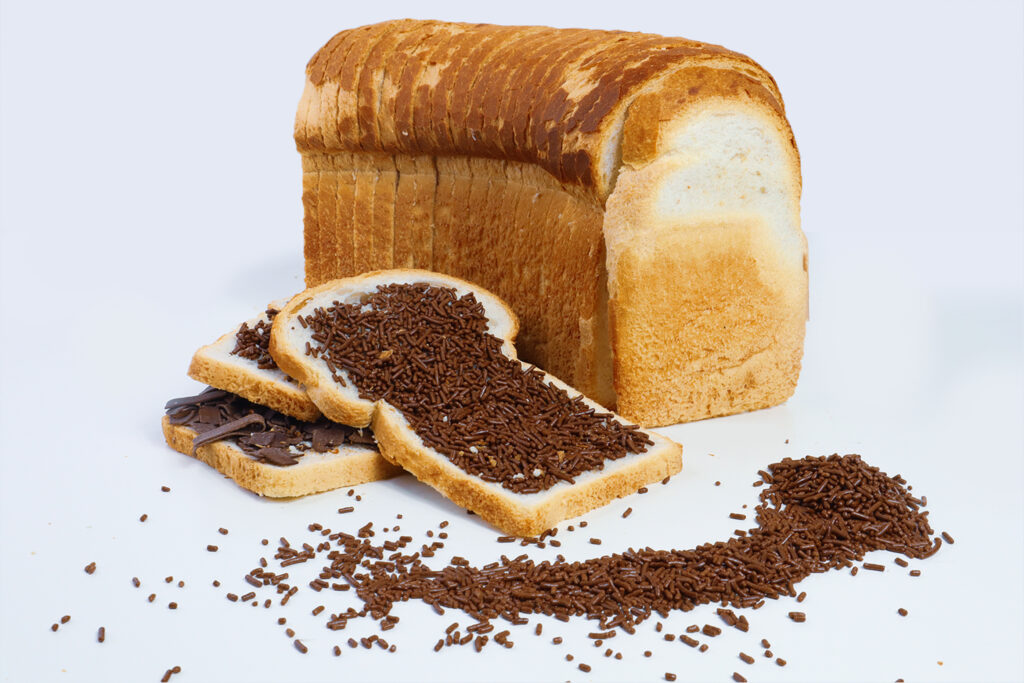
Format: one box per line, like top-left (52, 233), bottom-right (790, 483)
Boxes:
top-left (295, 19), bottom-right (792, 202)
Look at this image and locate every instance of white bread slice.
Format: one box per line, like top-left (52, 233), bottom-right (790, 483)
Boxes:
top-left (269, 269), bottom-right (682, 536)
top-left (161, 415), bottom-right (400, 498)
top-left (187, 305), bottom-right (321, 421)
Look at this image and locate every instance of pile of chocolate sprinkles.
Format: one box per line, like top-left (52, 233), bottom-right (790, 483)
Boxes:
top-left (164, 387), bottom-right (374, 466)
top-left (235, 454), bottom-right (941, 652)
top-left (299, 283), bottom-right (652, 493)
top-left (231, 307), bottom-right (279, 369)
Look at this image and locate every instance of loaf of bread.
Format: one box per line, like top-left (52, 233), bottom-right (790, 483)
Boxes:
top-left (269, 270), bottom-right (681, 536)
top-left (295, 20), bottom-right (807, 426)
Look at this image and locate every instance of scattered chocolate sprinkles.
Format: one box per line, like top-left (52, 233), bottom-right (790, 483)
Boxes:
top-left (298, 283), bottom-right (652, 492)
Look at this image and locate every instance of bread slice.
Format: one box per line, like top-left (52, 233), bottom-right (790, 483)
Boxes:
top-left (187, 306), bottom-right (321, 421)
top-left (269, 269), bottom-right (682, 536)
top-left (161, 414), bottom-right (399, 499)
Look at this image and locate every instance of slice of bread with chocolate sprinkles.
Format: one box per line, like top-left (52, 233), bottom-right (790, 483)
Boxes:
top-left (269, 270), bottom-right (682, 535)
top-left (187, 304), bottom-right (321, 421)
top-left (162, 387), bottom-right (401, 498)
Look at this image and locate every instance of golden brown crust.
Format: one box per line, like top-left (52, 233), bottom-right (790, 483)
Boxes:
top-left (161, 416), bottom-right (401, 498)
top-left (298, 20), bottom-right (784, 200)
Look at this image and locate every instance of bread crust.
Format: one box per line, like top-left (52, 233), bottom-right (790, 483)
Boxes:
top-left (268, 271), bottom-right (680, 535)
top-left (161, 416), bottom-right (400, 498)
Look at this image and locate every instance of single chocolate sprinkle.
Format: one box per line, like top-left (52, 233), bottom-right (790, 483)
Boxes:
top-left (578, 663), bottom-right (590, 672)
top-left (97, 627), bottom-right (105, 643)
top-left (729, 513), bottom-right (746, 520)
top-left (765, 650), bottom-right (773, 657)
top-left (776, 658), bottom-right (787, 666)
top-left (863, 563), bottom-right (885, 572)
top-left (894, 557), bottom-right (909, 567)
top-left (680, 635), bottom-right (699, 647)
top-left (168, 602), bottom-right (177, 610)
top-left (552, 637), bottom-right (563, 644)
top-left (84, 562), bottom-right (96, 575)
top-left (941, 531), bottom-right (954, 545)
top-left (177, 581), bottom-right (184, 588)
top-left (226, 593), bottom-right (238, 602)
top-left (161, 486), bottom-right (170, 492)
top-left (898, 608), bottom-right (908, 616)
top-left (294, 639), bottom-right (307, 654)
top-left (638, 487), bottom-right (648, 494)
top-left (207, 545), bottom-right (218, 552)
top-left (299, 284), bottom-right (652, 492)
top-left (789, 612), bottom-right (806, 623)
top-left (132, 577), bottom-right (140, 588)
top-left (665, 674), bottom-right (676, 681)
top-left (851, 566), bottom-right (859, 576)
top-left (219, 528), bottom-right (229, 535)
top-left (796, 591), bottom-right (806, 603)
top-left (733, 673), bottom-right (747, 682)
top-left (909, 570), bottom-right (921, 577)
top-left (622, 508), bottom-right (632, 518)
top-left (50, 624), bottom-right (58, 632)
top-left (702, 625), bottom-right (721, 637)
top-left (566, 654), bottom-right (574, 662)
top-left (164, 576), bottom-right (173, 583)
top-left (761, 639), bottom-right (771, 649)
top-left (715, 481), bottom-right (721, 486)
top-left (139, 514), bottom-right (148, 522)
top-left (589, 538), bottom-right (602, 545)
top-left (285, 628), bottom-right (295, 637)
top-left (740, 652), bottom-right (755, 664)
top-left (644, 651), bottom-right (652, 657)
top-left (699, 644), bottom-right (708, 653)
top-left (148, 594), bottom-right (156, 603)
top-left (60, 615), bottom-right (70, 624)
top-left (338, 507), bottom-right (355, 514)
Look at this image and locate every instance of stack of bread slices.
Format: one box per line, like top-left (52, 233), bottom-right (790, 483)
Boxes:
top-left (163, 271), bottom-right (680, 535)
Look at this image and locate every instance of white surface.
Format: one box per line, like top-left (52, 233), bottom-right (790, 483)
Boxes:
top-left (1, 1), bottom-right (1022, 682)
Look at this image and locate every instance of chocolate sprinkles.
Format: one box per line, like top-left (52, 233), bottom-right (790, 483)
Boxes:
top-left (298, 283), bottom-right (652, 493)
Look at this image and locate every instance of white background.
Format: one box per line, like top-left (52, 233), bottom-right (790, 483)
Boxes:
top-left (1, 1), bottom-right (1022, 681)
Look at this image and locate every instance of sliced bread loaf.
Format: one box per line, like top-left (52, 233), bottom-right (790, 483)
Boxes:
top-left (269, 270), bottom-right (681, 536)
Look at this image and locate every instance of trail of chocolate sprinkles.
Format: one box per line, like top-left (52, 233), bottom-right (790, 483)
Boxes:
top-left (298, 283), bottom-right (652, 493)
top-left (229, 454), bottom-right (942, 662)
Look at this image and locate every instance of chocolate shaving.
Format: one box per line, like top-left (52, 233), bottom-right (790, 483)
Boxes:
top-left (164, 387), bottom-right (229, 411)
top-left (191, 414), bottom-right (265, 454)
